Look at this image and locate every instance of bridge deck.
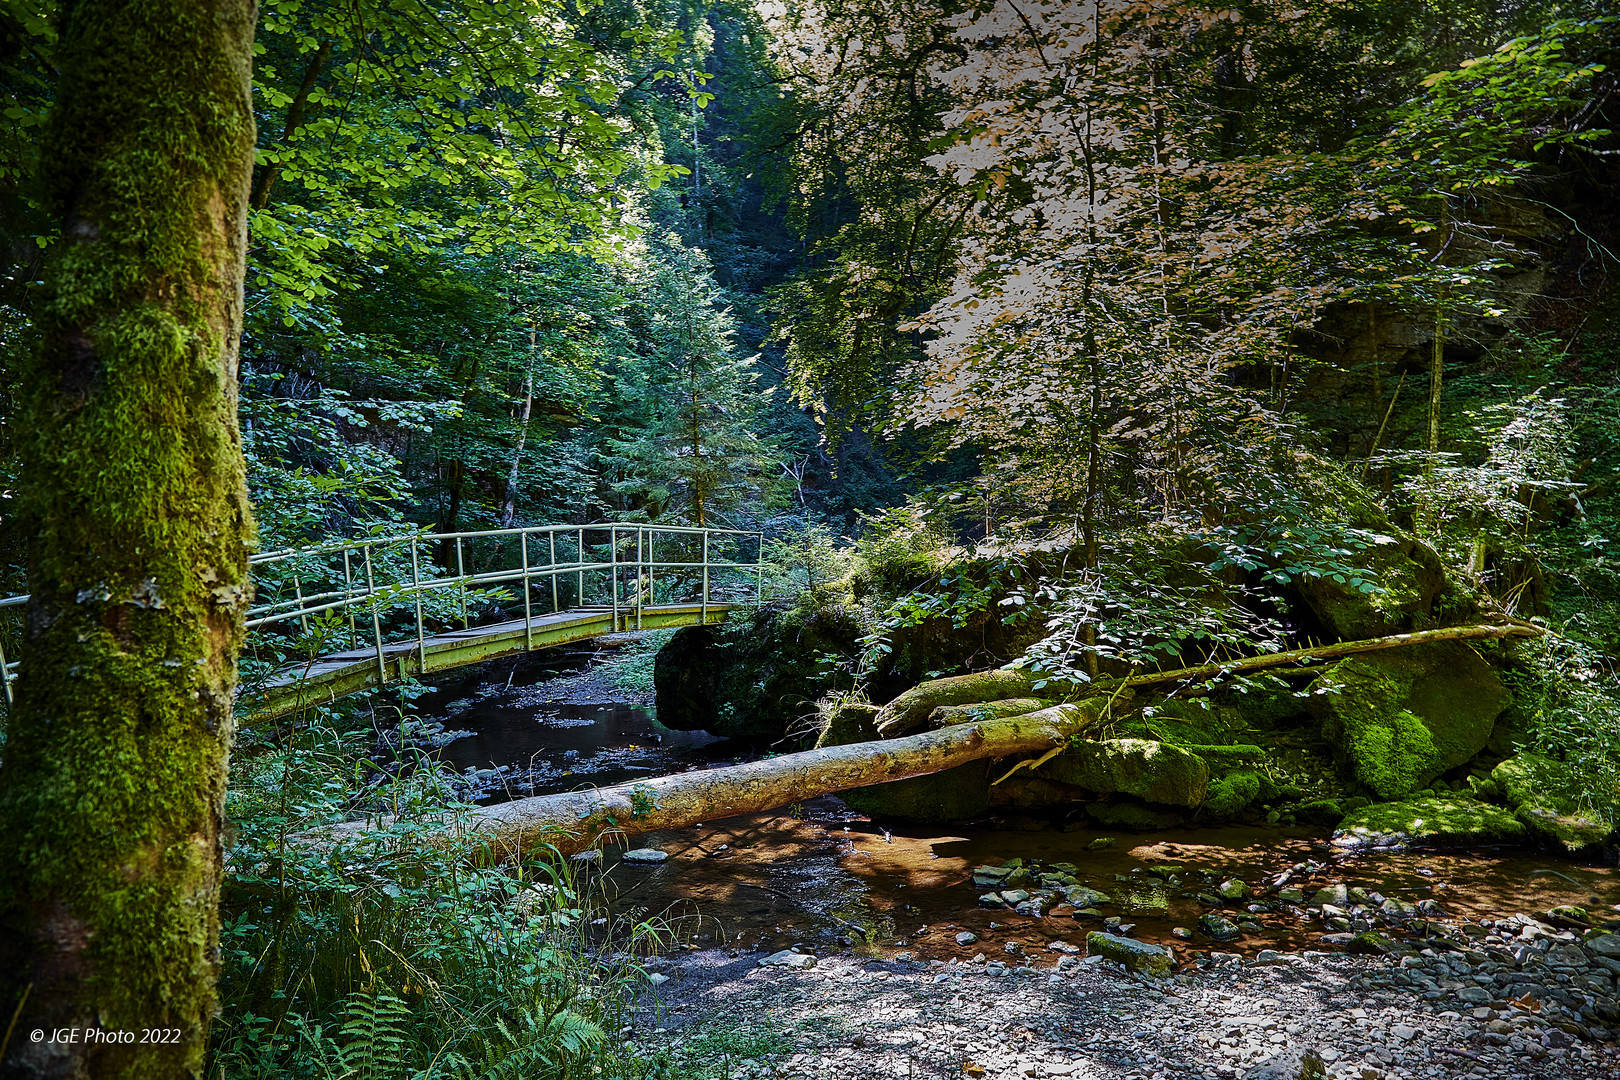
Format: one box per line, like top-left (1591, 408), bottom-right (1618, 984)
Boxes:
top-left (244, 602), bottom-right (736, 722)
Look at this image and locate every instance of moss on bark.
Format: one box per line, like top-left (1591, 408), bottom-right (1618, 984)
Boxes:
top-left (0, 3), bottom-right (257, 1076)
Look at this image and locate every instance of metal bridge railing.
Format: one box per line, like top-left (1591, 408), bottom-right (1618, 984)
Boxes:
top-left (0, 522), bottom-right (763, 704)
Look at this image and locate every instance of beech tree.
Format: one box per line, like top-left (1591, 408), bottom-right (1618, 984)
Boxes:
top-left (0, 2), bottom-right (257, 1076)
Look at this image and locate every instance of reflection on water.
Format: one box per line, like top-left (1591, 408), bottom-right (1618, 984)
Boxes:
top-left (434, 698), bottom-right (738, 800)
top-left (407, 648), bottom-right (748, 804)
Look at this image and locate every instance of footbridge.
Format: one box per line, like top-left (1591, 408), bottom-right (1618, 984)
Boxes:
top-left (0, 523), bottom-right (762, 722)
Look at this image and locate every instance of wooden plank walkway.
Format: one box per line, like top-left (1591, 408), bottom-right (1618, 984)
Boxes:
top-left (243, 602), bottom-right (737, 722)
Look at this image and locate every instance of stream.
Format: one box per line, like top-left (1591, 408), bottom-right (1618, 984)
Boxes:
top-left (403, 649), bottom-right (1620, 962)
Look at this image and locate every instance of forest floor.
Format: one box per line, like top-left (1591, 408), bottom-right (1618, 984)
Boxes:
top-left (630, 945), bottom-right (1620, 1080)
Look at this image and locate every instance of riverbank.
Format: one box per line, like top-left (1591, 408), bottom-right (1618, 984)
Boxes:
top-left (630, 942), bottom-right (1620, 1080)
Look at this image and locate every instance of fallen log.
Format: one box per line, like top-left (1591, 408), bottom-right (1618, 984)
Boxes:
top-left (876, 622), bottom-right (1544, 736)
top-left (309, 621), bottom-right (1542, 860)
top-left (873, 668), bottom-right (1046, 735)
top-left (311, 702), bottom-right (1101, 859)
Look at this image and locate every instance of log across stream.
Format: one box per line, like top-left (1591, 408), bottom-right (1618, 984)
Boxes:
top-left (318, 622), bottom-right (1544, 859)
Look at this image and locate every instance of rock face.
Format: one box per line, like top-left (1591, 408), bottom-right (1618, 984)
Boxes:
top-left (1332, 794), bottom-right (1526, 848)
top-left (1310, 641), bottom-right (1510, 798)
top-left (1038, 738), bottom-right (1210, 807)
top-left (1086, 932), bottom-right (1173, 975)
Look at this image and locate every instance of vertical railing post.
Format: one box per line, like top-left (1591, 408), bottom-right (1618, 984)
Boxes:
top-left (610, 526), bottom-right (620, 632)
top-left (635, 526), bottom-right (644, 630)
top-left (756, 531), bottom-right (764, 605)
top-left (577, 527), bottom-right (585, 607)
top-left (521, 530), bottom-right (533, 651)
top-left (0, 632), bottom-right (11, 706)
top-left (456, 536), bottom-right (468, 629)
top-left (701, 530), bottom-right (709, 623)
top-left (293, 572), bottom-right (308, 635)
top-left (363, 544), bottom-right (387, 687)
top-left (343, 549), bottom-right (357, 648)
top-left (410, 534), bottom-right (427, 677)
top-left (647, 529), bottom-right (656, 609)
top-left (549, 529), bottom-right (558, 613)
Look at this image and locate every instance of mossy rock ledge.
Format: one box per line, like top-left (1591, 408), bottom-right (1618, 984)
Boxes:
top-left (1036, 738), bottom-right (1209, 807)
top-left (1309, 640), bottom-right (1510, 799)
top-left (1492, 756), bottom-right (1614, 853)
top-left (1332, 795), bottom-right (1526, 849)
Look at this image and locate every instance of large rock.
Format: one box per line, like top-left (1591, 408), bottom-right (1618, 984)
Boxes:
top-left (654, 605), bottom-right (861, 740)
top-left (1492, 756), bottom-right (1613, 852)
top-left (1296, 532), bottom-right (1452, 639)
top-left (1038, 738), bottom-right (1209, 807)
top-left (1332, 795), bottom-right (1526, 849)
top-left (1086, 932), bottom-right (1174, 975)
top-left (1310, 641), bottom-right (1509, 798)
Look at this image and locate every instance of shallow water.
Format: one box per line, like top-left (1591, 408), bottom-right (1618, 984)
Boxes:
top-left (414, 659), bottom-right (1620, 960)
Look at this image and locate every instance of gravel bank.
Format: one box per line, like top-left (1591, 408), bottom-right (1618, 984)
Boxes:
top-left (634, 945), bottom-right (1619, 1080)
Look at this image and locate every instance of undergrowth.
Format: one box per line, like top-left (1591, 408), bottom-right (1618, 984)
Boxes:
top-left (214, 699), bottom-right (673, 1079)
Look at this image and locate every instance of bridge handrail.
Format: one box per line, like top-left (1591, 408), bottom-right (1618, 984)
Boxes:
top-left (0, 521), bottom-right (764, 703)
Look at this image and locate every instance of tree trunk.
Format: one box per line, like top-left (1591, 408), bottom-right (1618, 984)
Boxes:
top-left (0, 3), bottom-right (257, 1077)
top-left (320, 703), bottom-right (1100, 858)
top-left (309, 623), bottom-right (1542, 862)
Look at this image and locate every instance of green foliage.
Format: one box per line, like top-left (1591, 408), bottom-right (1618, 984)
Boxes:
top-left (598, 628), bottom-right (678, 699)
top-left (213, 711), bottom-right (670, 1080)
top-left (1505, 635), bottom-right (1620, 828)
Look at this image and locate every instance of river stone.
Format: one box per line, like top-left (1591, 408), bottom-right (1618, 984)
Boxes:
top-left (1086, 931), bottom-right (1173, 975)
top-left (1039, 738), bottom-right (1209, 806)
top-left (973, 865), bottom-right (1013, 886)
top-left (1311, 884), bottom-right (1349, 908)
top-left (1063, 886), bottom-right (1112, 908)
top-left (758, 949), bottom-right (815, 969)
top-left (956, 931), bottom-right (979, 946)
top-left (1000, 889), bottom-right (1031, 904)
top-left (1199, 913), bottom-right (1242, 942)
top-left (1218, 878), bottom-right (1250, 901)
top-left (1332, 795), bottom-right (1526, 849)
top-left (1310, 642), bottom-right (1509, 798)
top-left (1586, 933), bottom-right (1620, 958)
top-left (621, 847), bottom-right (668, 863)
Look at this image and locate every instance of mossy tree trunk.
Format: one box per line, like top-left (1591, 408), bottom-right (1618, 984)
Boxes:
top-left (0, 3), bottom-right (257, 1077)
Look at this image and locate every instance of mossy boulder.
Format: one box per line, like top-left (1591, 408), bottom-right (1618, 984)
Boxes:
top-left (1201, 769), bottom-right (1280, 818)
top-left (1295, 533), bottom-right (1451, 639)
top-left (1491, 756), bottom-right (1612, 852)
top-left (1332, 795), bottom-right (1526, 849)
top-left (1037, 738), bottom-right (1209, 807)
top-left (655, 604), bottom-right (861, 740)
top-left (1310, 641), bottom-right (1509, 799)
